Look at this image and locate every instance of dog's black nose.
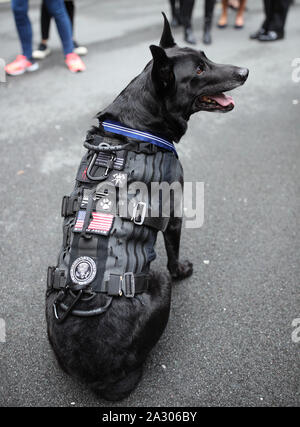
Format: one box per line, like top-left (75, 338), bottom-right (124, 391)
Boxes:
top-left (238, 68), bottom-right (249, 81)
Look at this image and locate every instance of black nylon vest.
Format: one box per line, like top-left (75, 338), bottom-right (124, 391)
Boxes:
top-left (56, 140), bottom-right (183, 293)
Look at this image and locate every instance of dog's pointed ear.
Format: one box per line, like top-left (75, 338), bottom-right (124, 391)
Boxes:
top-left (150, 44), bottom-right (175, 94)
top-left (160, 12), bottom-right (176, 49)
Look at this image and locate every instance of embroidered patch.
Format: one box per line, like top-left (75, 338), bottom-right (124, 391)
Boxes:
top-left (98, 197), bottom-right (113, 211)
top-left (70, 256), bottom-right (97, 286)
top-left (106, 172), bottom-right (127, 188)
top-left (74, 210), bottom-right (114, 236)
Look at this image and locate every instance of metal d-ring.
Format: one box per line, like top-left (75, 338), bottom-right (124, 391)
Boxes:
top-left (86, 143), bottom-right (116, 181)
top-left (53, 289), bottom-right (83, 323)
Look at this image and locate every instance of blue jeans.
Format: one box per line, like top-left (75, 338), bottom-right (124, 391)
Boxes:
top-left (12, 0), bottom-right (73, 59)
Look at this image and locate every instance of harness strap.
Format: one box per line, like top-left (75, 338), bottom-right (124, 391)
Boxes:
top-left (100, 273), bottom-right (150, 298)
top-left (80, 192), bottom-right (95, 239)
top-left (61, 194), bottom-right (169, 232)
top-left (47, 267), bottom-right (150, 299)
top-left (84, 132), bottom-right (176, 157)
top-left (58, 297), bottom-right (113, 319)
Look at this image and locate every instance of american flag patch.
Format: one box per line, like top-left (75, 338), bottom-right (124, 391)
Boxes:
top-left (74, 210), bottom-right (114, 236)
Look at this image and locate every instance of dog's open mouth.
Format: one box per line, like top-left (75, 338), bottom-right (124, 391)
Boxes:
top-left (196, 93), bottom-right (235, 112)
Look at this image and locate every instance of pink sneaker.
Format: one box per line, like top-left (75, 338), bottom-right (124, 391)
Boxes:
top-left (5, 55), bottom-right (39, 76)
top-left (65, 53), bottom-right (86, 73)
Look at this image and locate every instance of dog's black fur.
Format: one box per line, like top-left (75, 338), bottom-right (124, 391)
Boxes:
top-left (46, 14), bottom-right (248, 401)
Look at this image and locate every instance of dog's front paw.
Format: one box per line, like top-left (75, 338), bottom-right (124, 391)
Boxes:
top-left (169, 260), bottom-right (193, 281)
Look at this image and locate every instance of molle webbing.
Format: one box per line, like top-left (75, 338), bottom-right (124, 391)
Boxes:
top-left (48, 128), bottom-right (182, 320)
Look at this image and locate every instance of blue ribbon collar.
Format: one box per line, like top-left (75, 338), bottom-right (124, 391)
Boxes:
top-left (101, 120), bottom-right (177, 157)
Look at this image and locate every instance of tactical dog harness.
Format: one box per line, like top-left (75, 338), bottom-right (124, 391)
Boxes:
top-left (47, 121), bottom-right (182, 322)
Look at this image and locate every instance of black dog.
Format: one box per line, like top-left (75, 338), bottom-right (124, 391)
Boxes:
top-left (46, 14), bottom-right (248, 401)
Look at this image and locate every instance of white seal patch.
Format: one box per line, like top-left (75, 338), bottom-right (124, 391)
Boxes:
top-left (70, 256), bottom-right (97, 286)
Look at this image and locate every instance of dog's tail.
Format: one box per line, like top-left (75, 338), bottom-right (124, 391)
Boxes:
top-left (91, 367), bottom-right (143, 402)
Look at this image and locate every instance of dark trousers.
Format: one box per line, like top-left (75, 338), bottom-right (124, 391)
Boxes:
top-left (170, 0), bottom-right (195, 28)
top-left (180, 0), bottom-right (195, 28)
top-left (170, 0), bottom-right (216, 27)
top-left (42, 0), bottom-right (74, 40)
top-left (263, 0), bottom-right (291, 33)
top-left (205, 0), bottom-right (216, 20)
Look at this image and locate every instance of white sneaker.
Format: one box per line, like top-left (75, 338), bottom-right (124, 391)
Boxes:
top-left (32, 43), bottom-right (51, 60)
top-left (73, 41), bottom-right (88, 56)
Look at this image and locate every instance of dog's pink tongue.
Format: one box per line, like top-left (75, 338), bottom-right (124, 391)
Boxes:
top-left (210, 93), bottom-right (235, 107)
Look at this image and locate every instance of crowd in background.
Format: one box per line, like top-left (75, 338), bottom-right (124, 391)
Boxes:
top-left (169, 0), bottom-right (293, 45)
top-left (4, 0), bottom-right (294, 77)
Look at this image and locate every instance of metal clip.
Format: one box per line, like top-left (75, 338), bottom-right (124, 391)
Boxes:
top-left (104, 154), bottom-right (116, 176)
top-left (53, 289), bottom-right (83, 324)
top-left (131, 201), bottom-right (147, 225)
top-left (122, 273), bottom-right (135, 298)
top-left (86, 143), bottom-right (116, 182)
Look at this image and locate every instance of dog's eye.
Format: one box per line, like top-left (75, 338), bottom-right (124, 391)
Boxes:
top-left (196, 66), bottom-right (203, 75)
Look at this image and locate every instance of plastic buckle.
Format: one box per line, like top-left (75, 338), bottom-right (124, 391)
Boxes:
top-left (61, 195), bottom-right (79, 217)
top-left (63, 223), bottom-right (71, 248)
top-left (132, 202), bottom-right (147, 225)
top-left (47, 266), bottom-right (55, 290)
top-left (122, 273), bottom-right (135, 298)
top-left (61, 196), bottom-right (69, 217)
top-left (54, 269), bottom-right (66, 290)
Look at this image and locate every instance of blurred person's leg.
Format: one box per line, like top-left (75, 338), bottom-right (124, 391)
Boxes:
top-left (44, 0), bottom-right (86, 71)
top-left (180, 0), bottom-right (196, 44)
top-left (267, 0), bottom-right (291, 33)
top-left (258, 0), bottom-right (291, 41)
top-left (65, 1), bottom-right (88, 56)
top-left (218, 0), bottom-right (228, 28)
top-left (64, 0), bottom-right (75, 30)
top-left (170, 0), bottom-right (176, 15)
top-left (11, 0), bottom-right (32, 60)
top-left (41, 1), bottom-right (51, 42)
top-left (250, 0), bottom-right (270, 39)
top-left (228, 0), bottom-right (239, 9)
top-left (32, 1), bottom-right (52, 59)
top-left (203, 0), bottom-right (216, 44)
top-left (170, 0), bottom-right (181, 27)
top-left (43, 0), bottom-right (73, 56)
top-left (235, 0), bottom-right (247, 28)
top-left (262, 0), bottom-right (271, 31)
top-left (5, 0), bottom-right (39, 75)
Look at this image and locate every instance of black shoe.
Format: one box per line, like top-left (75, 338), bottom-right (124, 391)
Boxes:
top-left (184, 27), bottom-right (196, 45)
top-left (203, 22), bottom-right (212, 45)
top-left (249, 28), bottom-right (267, 40)
top-left (258, 30), bottom-right (284, 42)
top-left (203, 30), bottom-right (212, 45)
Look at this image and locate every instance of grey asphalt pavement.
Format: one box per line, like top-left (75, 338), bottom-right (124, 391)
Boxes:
top-left (0, 0), bottom-right (299, 407)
